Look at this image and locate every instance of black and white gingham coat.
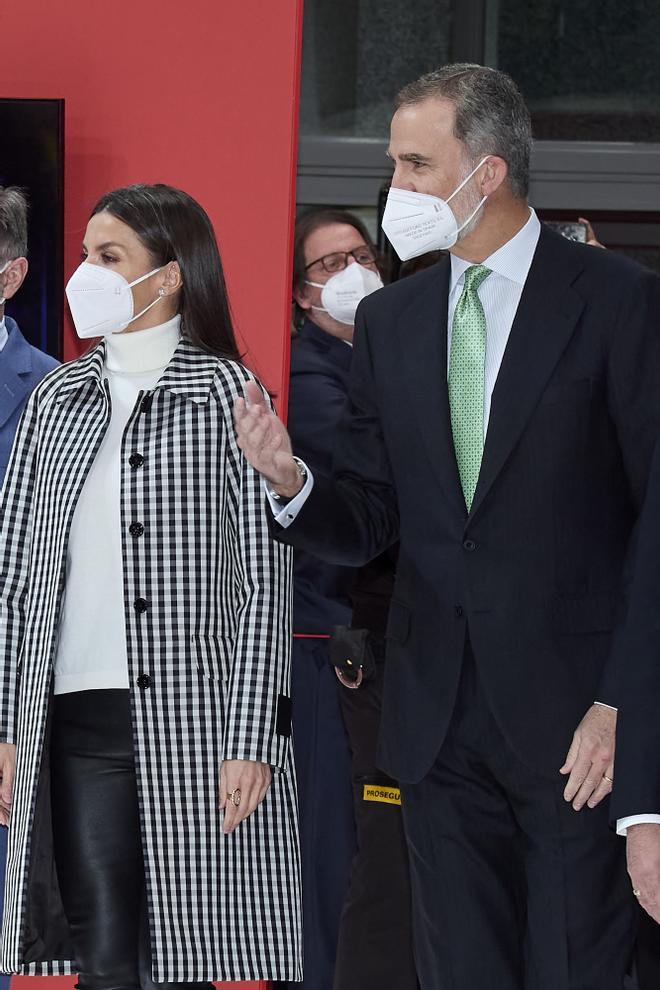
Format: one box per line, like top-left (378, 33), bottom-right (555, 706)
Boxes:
top-left (0, 338), bottom-right (302, 982)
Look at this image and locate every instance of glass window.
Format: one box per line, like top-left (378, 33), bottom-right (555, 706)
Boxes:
top-left (300, 0), bottom-right (453, 138)
top-left (487, 0), bottom-right (660, 141)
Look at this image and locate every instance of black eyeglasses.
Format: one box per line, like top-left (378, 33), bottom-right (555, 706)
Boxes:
top-left (305, 246), bottom-right (378, 274)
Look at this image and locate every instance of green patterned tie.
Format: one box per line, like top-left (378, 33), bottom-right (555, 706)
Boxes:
top-left (448, 264), bottom-right (492, 510)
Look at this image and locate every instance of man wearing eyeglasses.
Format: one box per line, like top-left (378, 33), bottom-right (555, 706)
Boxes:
top-left (277, 209), bottom-right (385, 990)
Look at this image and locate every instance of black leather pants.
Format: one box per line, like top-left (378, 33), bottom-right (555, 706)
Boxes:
top-left (50, 690), bottom-right (214, 990)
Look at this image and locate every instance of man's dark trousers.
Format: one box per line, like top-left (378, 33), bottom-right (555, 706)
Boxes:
top-left (401, 642), bottom-right (634, 990)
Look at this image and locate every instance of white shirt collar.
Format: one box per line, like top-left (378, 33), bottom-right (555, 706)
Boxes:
top-left (0, 317), bottom-right (7, 354)
top-left (450, 208), bottom-right (541, 292)
top-left (104, 314), bottom-right (181, 374)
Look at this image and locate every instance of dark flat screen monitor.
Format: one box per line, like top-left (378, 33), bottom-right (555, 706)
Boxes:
top-left (0, 98), bottom-right (64, 360)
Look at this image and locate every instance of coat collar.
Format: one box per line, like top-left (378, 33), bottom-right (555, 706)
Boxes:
top-left (56, 336), bottom-right (220, 405)
top-left (297, 319), bottom-right (353, 371)
top-left (0, 319), bottom-right (36, 428)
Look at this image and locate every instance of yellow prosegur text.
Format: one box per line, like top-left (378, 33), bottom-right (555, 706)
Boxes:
top-left (363, 784), bottom-right (401, 806)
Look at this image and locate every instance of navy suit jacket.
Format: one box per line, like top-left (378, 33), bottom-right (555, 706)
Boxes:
top-left (278, 228), bottom-right (660, 782)
top-left (609, 438), bottom-right (660, 821)
top-left (287, 320), bottom-right (355, 634)
top-left (0, 318), bottom-right (59, 483)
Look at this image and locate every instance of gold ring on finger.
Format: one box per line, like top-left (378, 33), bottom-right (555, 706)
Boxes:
top-left (603, 774), bottom-right (614, 783)
top-left (227, 789), bottom-right (241, 808)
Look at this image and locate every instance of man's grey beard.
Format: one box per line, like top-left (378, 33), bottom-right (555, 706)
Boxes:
top-left (456, 205), bottom-right (485, 242)
top-left (454, 182), bottom-right (486, 244)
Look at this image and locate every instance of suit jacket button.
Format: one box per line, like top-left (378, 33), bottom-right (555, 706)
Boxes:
top-left (136, 674), bottom-right (151, 689)
top-left (463, 539), bottom-right (476, 552)
top-left (129, 522), bottom-right (145, 538)
top-left (454, 605), bottom-right (464, 617)
top-left (129, 453), bottom-right (144, 468)
top-left (134, 597), bottom-right (148, 614)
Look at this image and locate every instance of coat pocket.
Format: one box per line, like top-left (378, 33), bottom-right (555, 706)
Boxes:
top-left (538, 378), bottom-right (592, 408)
top-left (191, 632), bottom-right (233, 682)
top-left (552, 591), bottom-right (620, 636)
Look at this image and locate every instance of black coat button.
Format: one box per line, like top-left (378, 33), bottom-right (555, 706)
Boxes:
top-left (136, 674), bottom-right (152, 689)
top-left (129, 522), bottom-right (145, 538)
top-left (454, 605), bottom-right (464, 618)
top-left (129, 453), bottom-right (144, 469)
top-left (134, 598), bottom-right (148, 614)
top-left (140, 394), bottom-right (153, 414)
top-left (463, 539), bottom-right (476, 552)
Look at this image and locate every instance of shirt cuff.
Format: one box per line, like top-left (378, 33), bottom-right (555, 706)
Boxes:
top-left (594, 701), bottom-right (618, 712)
top-left (264, 464), bottom-right (314, 528)
top-left (617, 814), bottom-right (660, 836)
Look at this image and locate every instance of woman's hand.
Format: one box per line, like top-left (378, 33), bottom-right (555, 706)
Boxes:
top-left (0, 744), bottom-right (16, 826)
top-left (220, 759), bottom-right (272, 834)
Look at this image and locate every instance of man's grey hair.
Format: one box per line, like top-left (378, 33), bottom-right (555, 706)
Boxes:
top-left (395, 64), bottom-right (532, 199)
top-left (0, 186), bottom-right (28, 262)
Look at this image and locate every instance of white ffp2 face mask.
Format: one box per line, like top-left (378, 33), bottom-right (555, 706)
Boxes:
top-left (65, 262), bottom-right (165, 339)
top-left (381, 157), bottom-right (490, 261)
top-left (306, 262), bottom-right (384, 326)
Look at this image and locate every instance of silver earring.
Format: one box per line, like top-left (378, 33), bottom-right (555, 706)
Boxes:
top-left (158, 288), bottom-right (166, 297)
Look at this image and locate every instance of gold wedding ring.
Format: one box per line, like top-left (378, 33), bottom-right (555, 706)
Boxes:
top-left (227, 789), bottom-right (241, 808)
top-left (603, 774), bottom-right (614, 783)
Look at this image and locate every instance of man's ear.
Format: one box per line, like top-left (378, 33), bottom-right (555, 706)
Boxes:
top-left (1, 257), bottom-right (28, 300)
top-left (293, 283), bottom-right (313, 313)
top-left (480, 156), bottom-right (509, 197)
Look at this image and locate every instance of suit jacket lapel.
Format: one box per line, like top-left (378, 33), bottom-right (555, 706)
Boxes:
top-left (469, 228), bottom-right (586, 521)
top-left (0, 324), bottom-right (33, 429)
top-left (400, 258), bottom-right (466, 518)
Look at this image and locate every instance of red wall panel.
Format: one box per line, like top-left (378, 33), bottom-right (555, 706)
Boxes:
top-left (0, 2), bottom-right (303, 987)
top-left (1, 0), bottom-right (303, 408)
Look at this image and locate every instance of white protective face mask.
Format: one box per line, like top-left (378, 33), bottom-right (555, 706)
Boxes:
top-left (381, 157), bottom-right (490, 261)
top-left (65, 262), bottom-right (165, 339)
top-left (306, 262), bottom-right (384, 326)
top-left (0, 259), bottom-right (11, 307)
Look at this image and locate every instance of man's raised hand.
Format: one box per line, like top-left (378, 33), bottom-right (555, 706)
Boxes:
top-left (234, 381), bottom-right (303, 498)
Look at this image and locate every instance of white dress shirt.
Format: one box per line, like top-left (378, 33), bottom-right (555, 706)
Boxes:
top-left (447, 208), bottom-right (540, 430)
top-left (54, 316), bottom-right (181, 694)
top-left (0, 317), bottom-right (8, 352)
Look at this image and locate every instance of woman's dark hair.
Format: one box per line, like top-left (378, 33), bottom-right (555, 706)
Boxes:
top-left (91, 183), bottom-right (241, 360)
top-left (292, 209), bottom-right (382, 329)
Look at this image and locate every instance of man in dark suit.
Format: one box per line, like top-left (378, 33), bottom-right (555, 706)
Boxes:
top-left (609, 436), bottom-right (660, 925)
top-left (235, 64), bottom-right (660, 988)
top-left (0, 187), bottom-right (58, 477)
top-left (283, 208), bottom-right (382, 990)
top-left (0, 186), bottom-right (58, 990)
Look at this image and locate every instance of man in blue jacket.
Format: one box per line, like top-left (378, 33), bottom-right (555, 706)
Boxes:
top-left (0, 186), bottom-right (58, 990)
top-left (0, 187), bottom-right (59, 479)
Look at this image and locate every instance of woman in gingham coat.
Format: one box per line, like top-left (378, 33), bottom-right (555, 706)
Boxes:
top-left (0, 184), bottom-right (302, 986)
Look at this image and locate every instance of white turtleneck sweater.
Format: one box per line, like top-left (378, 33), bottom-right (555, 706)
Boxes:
top-left (54, 316), bottom-right (182, 695)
